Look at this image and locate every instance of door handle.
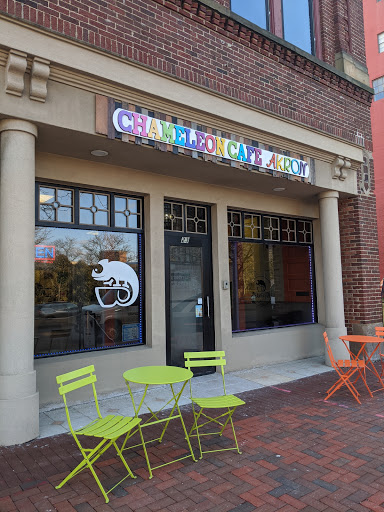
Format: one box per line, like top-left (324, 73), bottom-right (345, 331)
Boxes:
top-left (206, 296), bottom-right (210, 318)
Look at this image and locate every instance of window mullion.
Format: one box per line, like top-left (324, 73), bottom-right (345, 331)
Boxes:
top-left (270, 0), bottom-right (283, 38)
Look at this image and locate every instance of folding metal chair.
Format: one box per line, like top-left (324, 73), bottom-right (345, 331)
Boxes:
top-left (184, 351), bottom-right (245, 459)
top-left (55, 365), bottom-right (147, 503)
top-left (375, 326), bottom-right (384, 376)
top-left (323, 332), bottom-right (366, 404)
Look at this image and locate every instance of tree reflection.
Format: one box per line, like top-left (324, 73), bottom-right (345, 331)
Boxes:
top-left (35, 229), bottom-right (138, 306)
top-left (82, 232), bottom-right (135, 264)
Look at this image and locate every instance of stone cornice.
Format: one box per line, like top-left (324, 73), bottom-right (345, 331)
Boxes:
top-left (156, 0), bottom-right (373, 105)
top-left (0, 16), bottom-right (367, 166)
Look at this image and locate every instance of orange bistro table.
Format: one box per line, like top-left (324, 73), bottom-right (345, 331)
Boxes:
top-left (339, 335), bottom-right (384, 395)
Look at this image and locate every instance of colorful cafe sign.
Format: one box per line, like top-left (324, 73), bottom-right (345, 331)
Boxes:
top-left (112, 109), bottom-right (310, 178)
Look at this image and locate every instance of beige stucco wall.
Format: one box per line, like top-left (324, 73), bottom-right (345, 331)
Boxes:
top-left (35, 152), bottom-right (325, 405)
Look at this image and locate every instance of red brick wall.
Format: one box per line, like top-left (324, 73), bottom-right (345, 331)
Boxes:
top-left (0, 0), bottom-right (373, 150)
top-left (339, 155), bottom-right (381, 330)
top-left (348, 0), bottom-right (367, 66)
top-left (319, 0), bottom-right (337, 65)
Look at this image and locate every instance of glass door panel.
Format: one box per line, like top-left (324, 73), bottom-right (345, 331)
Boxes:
top-left (169, 246), bottom-right (204, 367)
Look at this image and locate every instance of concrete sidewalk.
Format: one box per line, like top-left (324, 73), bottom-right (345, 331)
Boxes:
top-left (39, 357), bottom-right (330, 438)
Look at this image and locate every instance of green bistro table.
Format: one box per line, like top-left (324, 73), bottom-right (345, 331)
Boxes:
top-left (122, 366), bottom-right (196, 478)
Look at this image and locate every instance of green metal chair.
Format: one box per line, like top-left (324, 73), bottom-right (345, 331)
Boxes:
top-left (55, 365), bottom-right (147, 503)
top-left (184, 351), bottom-right (245, 459)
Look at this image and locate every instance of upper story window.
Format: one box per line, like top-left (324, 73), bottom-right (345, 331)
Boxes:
top-left (373, 76), bottom-right (384, 101)
top-left (282, 0), bottom-right (313, 54)
top-left (379, 32), bottom-right (384, 53)
top-left (231, 0), bottom-right (268, 30)
top-left (231, 0), bottom-right (314, 55)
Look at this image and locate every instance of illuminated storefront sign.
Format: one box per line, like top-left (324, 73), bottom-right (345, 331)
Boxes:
top-left (35, 245), bottom-right (55, 263)
top-left (112, 109), bottom-right (310, 178)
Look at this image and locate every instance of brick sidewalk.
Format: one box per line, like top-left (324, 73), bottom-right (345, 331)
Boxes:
top-left (2, 368), bottom-right (384, 512)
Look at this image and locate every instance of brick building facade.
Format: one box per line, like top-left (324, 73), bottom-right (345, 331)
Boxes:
top-left (0, 0), bottom-right (381, 445)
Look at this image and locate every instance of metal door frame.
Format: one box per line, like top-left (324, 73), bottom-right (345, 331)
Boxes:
top-left (164, 205), bottom-right (215, 368)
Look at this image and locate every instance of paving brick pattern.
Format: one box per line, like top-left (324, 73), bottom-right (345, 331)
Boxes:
top-left (2, 368), bottom-right (384, 511)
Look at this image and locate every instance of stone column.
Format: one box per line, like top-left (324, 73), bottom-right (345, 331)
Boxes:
top-left (0, 119), bottom-right (39, 445)
top-left (318, 190), bottom-right (349, 363)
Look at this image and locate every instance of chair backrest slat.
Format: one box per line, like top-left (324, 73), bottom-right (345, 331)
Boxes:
top-left (56, 365), bottom-right (95, 384)
top-left (184, 350), bottom-right (227, 395)
top-left (323, 332), bottom-right (338, 369)
top-left (58, 374), bottom-right (97, 395)
top-left (375, 326), bottom-right (384, 338)
top-left (184, 351), bottom-right (225, 359)
top-left (185, 359), bottom-right (226, 368)
top-left (56, 365), bottom-right (101, 435)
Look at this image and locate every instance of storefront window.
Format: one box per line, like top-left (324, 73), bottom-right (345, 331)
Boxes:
top-left (229, 211), bottom-right (316, 331)
top-left (35, 185), bottom-right (144, 358)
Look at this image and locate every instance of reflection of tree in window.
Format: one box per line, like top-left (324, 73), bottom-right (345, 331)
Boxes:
top-left (35, 226), bottom-right (51, 245)
top-left (54, 237), bottom-right (83, 262)
top-left (82, 232), bottom-right (135, 265)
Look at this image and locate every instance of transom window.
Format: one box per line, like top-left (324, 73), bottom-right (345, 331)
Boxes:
top-left (164, 202), bottom-right (208, 234)
top-left (231, 0), bottom-right (315, 55)
top-left (282, 218), bottom-right (296, 242)
top-left (115, 196), bottom-right (142, 229)
top-left (38, 185), bottom-right (142, 230)
top-left (39, 186), bottom-right (73, 223)
top-left (263, 216), bottom-right (280, 241)
top-left (80, 191), bottom-right (109, 226)
top-left (244, 214), bottom-right (262, 240)
top-left (228, 211), bottom-right (312, 244)
top-left (228, 211), bottom-right (242, 237)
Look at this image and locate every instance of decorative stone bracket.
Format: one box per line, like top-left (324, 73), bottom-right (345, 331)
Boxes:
top-left (332, 155), bottom-right (351, 181)
top-left (5, 49), bottom-right (27, 97)
top-left (30, 57), bottom-right (50, 102)
top-left (5, 50), bottom-right (50, 102)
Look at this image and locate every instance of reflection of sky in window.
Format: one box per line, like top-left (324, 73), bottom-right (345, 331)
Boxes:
top-left (231, 0), bottom-right (267, 29)
top-left (282, 0), bottom-right (312, 53)
top-left (35, 227), bottom-right (138, 264)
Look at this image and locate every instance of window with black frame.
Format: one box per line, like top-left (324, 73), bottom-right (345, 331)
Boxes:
top-left (231, 0), bottom-right (314, 55)
top-left (34, 184), bottom-right (144, 358)
top-left (228, 210), bottom-right (316, 332)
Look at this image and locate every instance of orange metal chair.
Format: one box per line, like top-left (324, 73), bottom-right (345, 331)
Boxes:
top-left (323, 332), bottom-right (366, 404)
top-left (375, 326), bottom-right (384, 376)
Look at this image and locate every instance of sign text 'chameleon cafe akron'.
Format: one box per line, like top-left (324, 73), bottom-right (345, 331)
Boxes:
top-left (113, 109), bottom-right (310, 178)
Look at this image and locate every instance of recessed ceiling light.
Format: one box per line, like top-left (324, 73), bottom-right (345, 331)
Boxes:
top-left (91, 150), bottom-right (109, 157)
top-left (273, 187), bottom-right (286, 192)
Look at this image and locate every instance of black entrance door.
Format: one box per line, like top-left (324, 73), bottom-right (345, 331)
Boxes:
top-left (165, 220), bottom-right (215, 371)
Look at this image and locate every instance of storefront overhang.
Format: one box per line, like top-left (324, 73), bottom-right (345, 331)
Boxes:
top-left (0, 14), bottom-right (366, 168)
